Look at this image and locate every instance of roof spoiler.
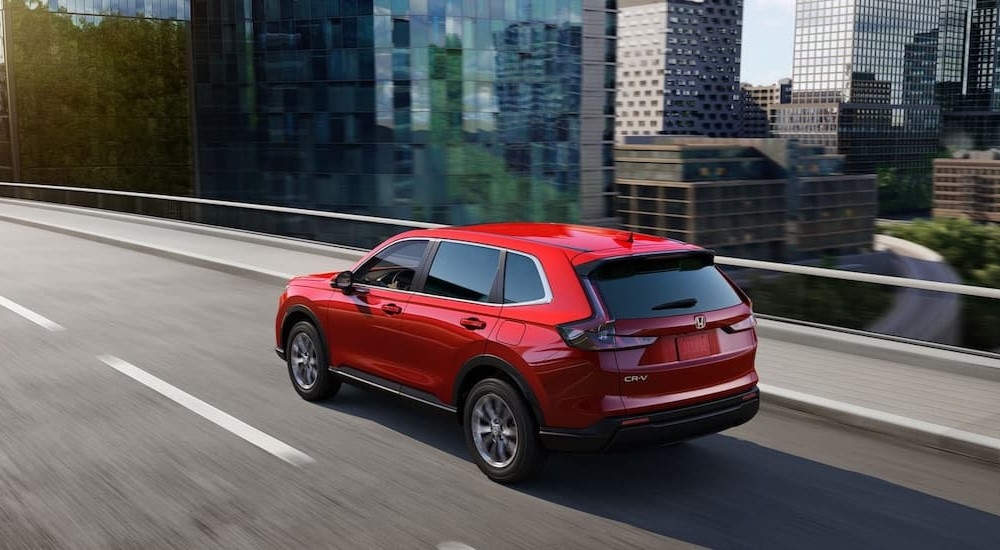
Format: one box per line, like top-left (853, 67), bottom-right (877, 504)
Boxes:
top-left (574, 248), bottom-right (716, 277)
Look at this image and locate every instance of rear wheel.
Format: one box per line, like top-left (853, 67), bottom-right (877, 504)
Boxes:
top-left (464, 378), bottom-right (546, 484)
top-left (286, 321), bottom-right (340, 401)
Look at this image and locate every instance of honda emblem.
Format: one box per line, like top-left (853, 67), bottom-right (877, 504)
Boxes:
top-left (694, 315), bottom-right (707, 330)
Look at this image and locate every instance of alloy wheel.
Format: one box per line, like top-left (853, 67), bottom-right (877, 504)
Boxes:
top-left (290, 331), bottom-right (318, 390)
top-left (471, 393), bottom-right (519, 468)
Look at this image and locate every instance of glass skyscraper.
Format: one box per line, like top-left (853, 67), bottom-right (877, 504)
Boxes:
top-left (190, 0), bottom-right (618, 226)
top-left (775, 0), bottom-right (941, 176)
top-left (776, 0), bottom-right (1000, 176)
top-left (941, 0), bottom-right (1000, 148)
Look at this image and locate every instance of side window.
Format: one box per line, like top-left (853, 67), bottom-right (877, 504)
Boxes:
top-left (503, 253), bottom-right (547, 304)
top-left (354, 239), bottom-right (428, 291)
top-left (423, 242), bottom-right (501, 302)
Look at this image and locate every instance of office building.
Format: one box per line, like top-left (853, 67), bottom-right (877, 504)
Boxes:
top-left (615, 0), bottom-right (667, 141)
top-left (616, 0), bottom-right (743, 142)
top-left (776, 0), bottom-right (1000, 178)
top-left (2, 1), bottom-right (618, 238)
top-left (741, 79), bottom-right (792, 137)
top-left (941, 0), bottom-right (1000, 150)
top-left (0, 1), bottom-right (192, 192)
top-left (933, 150), bottom-right (1000, 223)
top-left (191, 0), bottom-right (618, 229)
top-left (774, 0), bottom-right (941, 176)
top-left (615, 136), bottom-right (876, 260)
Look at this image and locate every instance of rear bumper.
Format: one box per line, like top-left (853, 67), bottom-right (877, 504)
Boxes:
top-left (538, 387), bottom-right (759, 453)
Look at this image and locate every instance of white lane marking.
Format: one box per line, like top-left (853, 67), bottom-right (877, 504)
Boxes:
top-left (0, 295), bottom-right (65, 331)
top-left (98, 355), bottom-right (314, 466)
top-left (437, 543), bottom-right (476, 550)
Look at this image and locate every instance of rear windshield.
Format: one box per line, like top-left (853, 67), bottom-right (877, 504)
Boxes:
top-left (590, 254), bottom-right (742, 319)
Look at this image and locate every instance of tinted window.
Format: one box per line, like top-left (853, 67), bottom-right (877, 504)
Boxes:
top-left (424, 242), bottom-right (501, 302)
top-left (503, 253), bottom-right (546, 304)
top-left (355, 239), bottom-right (428, 291)
top-left (591, 254), bottom-right (742, 319)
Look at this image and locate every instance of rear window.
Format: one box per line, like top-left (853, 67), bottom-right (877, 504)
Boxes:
top-left (503, 253), bottom-right (546, 304)
top-left (590, 254), bottom-right (742, 319)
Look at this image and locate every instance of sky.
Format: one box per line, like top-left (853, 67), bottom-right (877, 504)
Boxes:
top-left (740, 0), bottom-right (797, 85)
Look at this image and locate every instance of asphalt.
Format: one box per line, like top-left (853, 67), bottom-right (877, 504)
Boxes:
top-left (1, 205), bottom-right (1000, 547)
top-left (3, 198), bottom-right (1000, 461)
top-left (870, 234), bottom-right (962, 344)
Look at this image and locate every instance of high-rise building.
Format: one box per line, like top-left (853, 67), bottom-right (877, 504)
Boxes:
top-left (776, 0), bottom-right (1000, 177)
top-left (616, 0), bottom-right (743, 142)
top-left (615, 0), bottom-right (667, 141)
top-left (191, 0), bottom-right (618, 229)
top-left (2, 1), bottom-right (619, 239)
top-left (940, 0), bottom-right (1000, 149)
top-left (740, 79), bottom-right (791, 138)
top-left (774, 0), bottom-right (942, 176)
top-left (0, 1), bottom-right (192, 192)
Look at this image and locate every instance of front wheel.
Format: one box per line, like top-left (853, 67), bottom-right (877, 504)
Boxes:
top-left (286, 321), bottom-right (341, 401)
top-left (463, 378), bottom-right (546, 484)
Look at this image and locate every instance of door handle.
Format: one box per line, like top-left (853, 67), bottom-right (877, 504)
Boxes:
top-left (382, 303), bottom-right (403, 315)
top-left (460, 317), bottom-right (487, 330)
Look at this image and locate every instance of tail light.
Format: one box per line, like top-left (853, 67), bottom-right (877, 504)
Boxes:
top-left (722, 314), bottom-right (757, 334)
top-left (557, 320), bottom-right (658, 351)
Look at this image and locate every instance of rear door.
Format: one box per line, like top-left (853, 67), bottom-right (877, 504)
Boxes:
top-left (589, 253), bottom-right (757, 415)
top-left (393, 240), bottom-right (503, 402)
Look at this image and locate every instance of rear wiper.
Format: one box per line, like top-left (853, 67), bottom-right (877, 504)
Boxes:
top-left (652, 298), bottom-right (697, 310)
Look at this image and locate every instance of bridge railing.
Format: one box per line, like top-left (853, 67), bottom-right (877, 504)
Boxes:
top-left (3, 181), bottom-right (999, 356)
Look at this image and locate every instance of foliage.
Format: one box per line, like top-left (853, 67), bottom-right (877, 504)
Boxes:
top-left (883, 217), bottom-right (1000, 350)
top-left (876, 166), bottom-right (932, 217)
top-left (884, 217), bottom-right (1000, 281)
top-left (7, 2), bottom-right (193, 194)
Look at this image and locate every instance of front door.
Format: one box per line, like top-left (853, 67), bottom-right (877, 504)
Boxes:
top-left (324, 239), bottom-right (429, 384)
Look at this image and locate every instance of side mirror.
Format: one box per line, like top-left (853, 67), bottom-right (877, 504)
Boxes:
top-left (332, 270), bottom-right (355, 292)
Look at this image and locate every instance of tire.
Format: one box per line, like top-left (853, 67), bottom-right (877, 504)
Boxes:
top-left (463, 378), bottom-right (546, 484)
top-left (286, 321), bottom-right (341, 401)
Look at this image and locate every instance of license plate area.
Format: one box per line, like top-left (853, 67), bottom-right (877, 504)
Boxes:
top-left (676, 332), bottom-right (719, 360)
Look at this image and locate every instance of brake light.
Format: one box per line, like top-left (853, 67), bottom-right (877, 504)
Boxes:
top-left (557, 320), bottom-right (658, 351)
top-left (723, 314), bottom-right (757, 333)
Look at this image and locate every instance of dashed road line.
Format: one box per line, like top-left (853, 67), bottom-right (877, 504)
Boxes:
top-left (0, 295), bottom-right (65, 331)
top-left (98, 355), bottom-right (314, 466)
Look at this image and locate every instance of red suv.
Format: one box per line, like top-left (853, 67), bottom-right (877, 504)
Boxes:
top-left (275, 223), bottom-right (759, 483)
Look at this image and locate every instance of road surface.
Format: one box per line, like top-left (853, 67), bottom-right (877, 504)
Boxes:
top-left (1, 221), bottom-right (998, 549)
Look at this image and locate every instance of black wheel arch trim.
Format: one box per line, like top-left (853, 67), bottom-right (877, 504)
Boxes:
top-left (454, 355), bottom-right (545, 426)
top-left (281, 305), bottom-right (330, 362)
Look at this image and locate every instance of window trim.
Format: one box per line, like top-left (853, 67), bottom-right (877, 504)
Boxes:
top-left (355, 237), bottom-right (554, 307)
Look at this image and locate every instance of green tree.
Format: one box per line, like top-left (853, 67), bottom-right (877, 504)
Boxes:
top-left (877, 166), bottom-right (932, 216)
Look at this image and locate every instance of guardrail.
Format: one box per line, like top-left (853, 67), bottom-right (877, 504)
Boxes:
top-left (2, 181), bottom-right (999, 354)
top-left (0, 181), bottom-right (444, 251)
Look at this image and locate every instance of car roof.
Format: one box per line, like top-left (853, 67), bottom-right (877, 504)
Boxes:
top-left (398, 222), bottom-right (704, 262)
